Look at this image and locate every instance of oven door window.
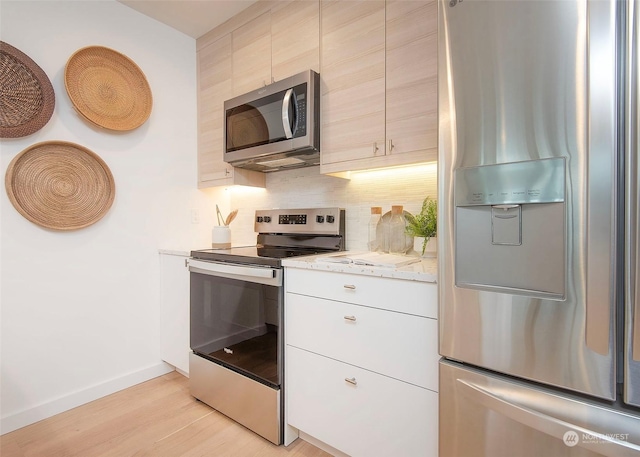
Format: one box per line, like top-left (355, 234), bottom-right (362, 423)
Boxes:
top-left (190, 272), bottom-right (282, 388)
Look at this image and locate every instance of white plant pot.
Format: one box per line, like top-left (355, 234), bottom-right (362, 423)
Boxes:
top-left (414, 236), bottom-right (437, 258)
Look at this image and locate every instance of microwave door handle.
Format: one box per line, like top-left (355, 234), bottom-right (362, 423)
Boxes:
top-left (282, 88), bottom-right (294, 139)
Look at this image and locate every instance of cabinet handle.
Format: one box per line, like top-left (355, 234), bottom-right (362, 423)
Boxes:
top-left (373, 142), bottom-right (379, 154)
top-left (388, 139), bottom-right (394, 152)
top-left (345, 377), bottom-right (358, 386)
top-left (344, 315), bottom-right (357, 322)
top-left (224, 168), bottom-right (231, 176)
top-left (343, 284), bottom-right (356, 290)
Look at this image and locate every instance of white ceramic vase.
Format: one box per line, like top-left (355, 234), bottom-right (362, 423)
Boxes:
top-left (212, 226), bottom-right (231, 249)
top-left (414, 236), bottom-right (437, 258)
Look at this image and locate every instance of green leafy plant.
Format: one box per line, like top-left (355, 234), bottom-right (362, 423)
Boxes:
top-left (405, 197), bottom-right (437, 255)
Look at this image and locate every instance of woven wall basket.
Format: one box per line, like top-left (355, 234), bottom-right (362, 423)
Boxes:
top-left (0, 41), bottom-right (55, 138)
top-left (65, 46), bottom-right (152, 131)
top-left (5, 141), bottom-right (116, 230)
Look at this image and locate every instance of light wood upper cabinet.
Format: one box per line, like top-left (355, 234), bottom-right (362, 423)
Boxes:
top-left (232, 12), bottom-right (272, 96)
top-left (320, 0), bottom-right (386, 166)
top-left (196, 20), bottom-right (267, 188)
top-left (195, 0), bottom-right (436, 186)
top-left (197, 34), bottom-right (236, 187)
top-left (271, 0), bottom-right (320, 81)
top-left (320, 0), bottom-right (438, 175)
top-left (195, 1), bottom-right (319, 188)
top-left (386, 0), bottom-right (438, 160)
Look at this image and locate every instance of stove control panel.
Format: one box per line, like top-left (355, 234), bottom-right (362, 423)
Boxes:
top-left (255, 207), bottom-right (344, 235)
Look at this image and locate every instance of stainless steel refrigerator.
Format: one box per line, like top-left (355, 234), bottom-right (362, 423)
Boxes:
top-left (438, 0), bottom-right (640, 455)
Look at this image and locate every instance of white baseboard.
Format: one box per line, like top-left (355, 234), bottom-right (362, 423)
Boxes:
top-left (1, 362), bottom-right (174, 435)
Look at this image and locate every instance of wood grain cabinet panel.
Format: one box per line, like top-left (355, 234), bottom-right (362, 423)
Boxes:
top-left (197, 34), bottom-right (236, 186)
top-left (232, 12), bottom-right (272, 96)
top-left (271, 0), bottom-right (320, 81)
top-left (196, 30), bottom-right (265, 188)
top-left (320, 0), bottom-right (438, 175)
top-left (386, 0), bottom-right (438, 159)
top-left (320, 0), bottom-right (386, 166)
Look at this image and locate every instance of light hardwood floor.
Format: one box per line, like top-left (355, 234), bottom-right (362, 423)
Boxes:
top-left (1, 371), bottom-right (330, 457)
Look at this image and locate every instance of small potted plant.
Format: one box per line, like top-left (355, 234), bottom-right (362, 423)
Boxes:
top-left (406, 197), bottom-right (437, 257)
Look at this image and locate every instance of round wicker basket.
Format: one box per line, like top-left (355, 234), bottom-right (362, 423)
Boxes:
top-left (0, 41), bottom-right (55, 138)
top-left (64, 46), bottom-right (152, 131)
top-left (5, 141), bottom-right (116, 230)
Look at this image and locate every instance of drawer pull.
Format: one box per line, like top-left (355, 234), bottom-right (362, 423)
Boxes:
top-left (344, 315), bottom-right (357, 322)
top-left (343, 284), bottom-right (356, 290)
top-left (345, 377), bottom-right (358, 386)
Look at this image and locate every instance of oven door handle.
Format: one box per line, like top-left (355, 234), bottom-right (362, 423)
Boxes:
top-left (188, 259), bottom-right (275, 279)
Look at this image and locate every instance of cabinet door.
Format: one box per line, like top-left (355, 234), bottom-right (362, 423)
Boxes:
top-left (271, 0), bottom-right (319, 81)
top-left (232, 12), bottom-right (272, 96)
top-left (385, 0), bottom-right (438, 161)
top-left (287, 346), bottom-right (438, 457)
top-left (197, 34), bottom-right (234, 186)
top-left (160, 253), bottom-right (190, 374)
top-left (320, 0), bottom-right (386, 166)
top-left (286, 293), bottom-right (439, 390)
top-left (197, 35), bottom-right (265, 189)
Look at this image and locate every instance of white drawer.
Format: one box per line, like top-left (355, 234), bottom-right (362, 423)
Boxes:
top-left (286, 293), bottom-right (439, 391)
top-left (285, 268), bottom-right (437, 318)
top-left (286, 346), bottom-right (438, 457)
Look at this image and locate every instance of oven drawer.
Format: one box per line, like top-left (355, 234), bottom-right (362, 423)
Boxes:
top-left (285, 268), bottom-right (436, 318)
top-left (286, 293), bottom-right (438, 390)
top-left (286, 345), bottom-right (438, 457)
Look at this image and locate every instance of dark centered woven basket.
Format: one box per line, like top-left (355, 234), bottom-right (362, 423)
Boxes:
top-left (5, 141), bottom-right (116, 230)
top-left (64, 46), bottom-right (152, 131)
top-left (0, 41), bottom-right (56, 138)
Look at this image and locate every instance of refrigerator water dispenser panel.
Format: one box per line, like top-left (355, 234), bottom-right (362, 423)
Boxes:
top-left (454, 159), bottom-right (566, 299)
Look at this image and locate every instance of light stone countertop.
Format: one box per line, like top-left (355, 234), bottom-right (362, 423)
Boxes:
top-left (158, 249), bottom-right (191, 256)
top-left (282, 251), bottom-right (437, 283)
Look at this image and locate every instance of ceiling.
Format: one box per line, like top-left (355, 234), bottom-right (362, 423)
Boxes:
top-left (118, 0), bottom-right (258, 38)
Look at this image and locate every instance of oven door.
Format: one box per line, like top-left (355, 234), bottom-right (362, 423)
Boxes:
top-left (188, 259), bottom-right (283, 388)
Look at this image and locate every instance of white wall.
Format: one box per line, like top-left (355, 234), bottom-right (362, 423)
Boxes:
top-left (0, 0), bottom-right (225, 434)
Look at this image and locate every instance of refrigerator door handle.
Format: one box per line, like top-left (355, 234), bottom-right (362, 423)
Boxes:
top-left (626, 0), bottom-right (640, 364)
top-left (457, 378), bottom-right (640, 457)
top-left (624, 0), bottom-right (640, 408)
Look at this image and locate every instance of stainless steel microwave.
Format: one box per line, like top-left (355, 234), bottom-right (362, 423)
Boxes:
top-left (223, 70), bottom-right (320, 172)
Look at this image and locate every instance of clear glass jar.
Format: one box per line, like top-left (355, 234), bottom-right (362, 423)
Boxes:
top-left (388, 205), bottom-right (407, 254)
top-left (368, 206), bottom-right (382, 251)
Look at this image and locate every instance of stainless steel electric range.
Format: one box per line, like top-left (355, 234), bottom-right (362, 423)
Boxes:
top-left (187, 207), bottom-right (345, 445)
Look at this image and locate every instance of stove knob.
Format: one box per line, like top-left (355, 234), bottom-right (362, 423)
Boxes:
top-left (264, 216), bottom-right (272, 223)
top-left (316, 215), bottom-right (325, 223)
top-left (256, 216), bottom-right (264, 223)
top-left (326, 215), bottom-right (335, 223)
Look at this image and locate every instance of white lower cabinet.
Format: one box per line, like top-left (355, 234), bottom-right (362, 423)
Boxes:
top-left (287, 346), bottom-right (437, 457)
top-left (159, 252), bottom-right (190, 374)
top-left (285, 268), bottom-right (438, 456)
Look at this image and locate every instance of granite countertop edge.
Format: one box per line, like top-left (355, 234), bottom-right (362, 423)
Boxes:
top-left (282, 252), bottom-right (437, 283)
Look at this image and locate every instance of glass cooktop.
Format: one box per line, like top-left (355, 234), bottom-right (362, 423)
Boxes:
top-left (190, 245), bottom-right (327, 268)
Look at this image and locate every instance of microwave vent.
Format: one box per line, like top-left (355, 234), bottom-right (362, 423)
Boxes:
top-left (255, 157), bottom-right (307, 168)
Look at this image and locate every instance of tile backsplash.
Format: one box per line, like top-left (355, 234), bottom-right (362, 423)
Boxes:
top-left (228, 163), bottom-right (438, 251)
